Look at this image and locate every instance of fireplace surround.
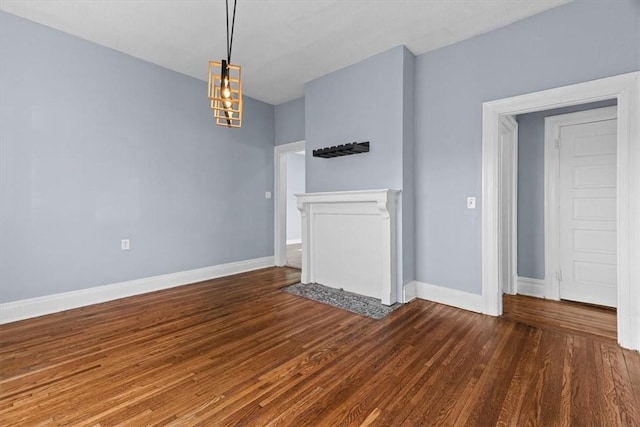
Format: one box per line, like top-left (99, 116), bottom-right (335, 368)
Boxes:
top-left (296, 189), bottom-right (399, 305)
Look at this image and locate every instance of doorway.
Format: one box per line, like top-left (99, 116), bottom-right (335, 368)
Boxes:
top-left (481, 71), bottom-right (640, 350)
top-left (284, 151), bottom-right (305, 268)
top-left (274, 140), bottom-right (305, 267)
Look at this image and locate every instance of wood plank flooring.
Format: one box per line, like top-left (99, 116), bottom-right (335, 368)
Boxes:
top-left (503, 294), bottom-right (618, 342)
top-left (1, 267), bottom-right (639, 426)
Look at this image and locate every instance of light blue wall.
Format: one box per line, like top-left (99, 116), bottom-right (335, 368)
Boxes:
top-left (0, 12), bottom-right (275, 303)
top-left (275, 97), bottom-right (305, 145)
top-left (414, 0), bottom-right (640, 294)
top-left (3, 0), bottom-right (639, 304)
top-left (286, 153), bottom-right (305, 241)
top-left (516, 99), bottom-right (617, 280)
top-left (402, 48), bottom-right (416, 283)
top-left (304, 45), bottom-right (416, 293)
top-left (305, 46), bottom-right (405, 193)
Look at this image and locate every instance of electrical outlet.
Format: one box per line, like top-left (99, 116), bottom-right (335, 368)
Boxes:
top-left (265, 191), bottom-right (272, 199)
top-left (467, 197), bottom-right (476, 209)
top-left (121, 239), bottom-right (130, 251)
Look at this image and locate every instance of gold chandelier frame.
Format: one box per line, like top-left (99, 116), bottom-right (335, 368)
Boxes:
top-left (208, 60), bottom-right (242, 128)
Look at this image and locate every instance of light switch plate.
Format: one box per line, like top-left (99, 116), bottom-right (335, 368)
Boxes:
top-left (265, 191), bottom-right (272, 199)
top-left (467, 197), bottom-right (476, 209)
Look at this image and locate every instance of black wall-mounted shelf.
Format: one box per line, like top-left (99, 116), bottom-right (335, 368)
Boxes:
top-left (312, 141), bottom-right (370, 158)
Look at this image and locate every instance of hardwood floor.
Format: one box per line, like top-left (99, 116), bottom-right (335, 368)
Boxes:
top-left (1, 267), bottom-right (638, 426)
top-left (503, 294), bottom-right (618, 342)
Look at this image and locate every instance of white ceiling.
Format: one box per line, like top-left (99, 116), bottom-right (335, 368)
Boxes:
top-left (0, 0), bottom-right (572, 105)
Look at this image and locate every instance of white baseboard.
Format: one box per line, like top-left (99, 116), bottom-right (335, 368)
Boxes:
top-left (516, 276), bottom-right (546, 298)
top-left (403, 281), bottom-right (417, 303)
top-left (414, 281), bottom-right (484, 314)
top-left (286, 238), bottom-right (302, 245)
top-left (0, 256), bottom-right (275, 325)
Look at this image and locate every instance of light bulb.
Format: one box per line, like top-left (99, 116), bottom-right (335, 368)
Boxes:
top-left (221, 76), bottom-right (231, 99)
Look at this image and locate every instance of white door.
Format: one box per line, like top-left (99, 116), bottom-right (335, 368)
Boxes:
top-left (558, 116), bottom-right (617, 307)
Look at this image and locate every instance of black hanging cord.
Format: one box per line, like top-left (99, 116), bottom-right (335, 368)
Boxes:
top-left (226, 0), bottom-right (238, 63)
top-left (225, 0), bottom-right (229, 62)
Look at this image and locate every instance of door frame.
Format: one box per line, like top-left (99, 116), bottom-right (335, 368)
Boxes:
top-left (481, 71), bottom-right (640, 350)
top-left (499, 115), bottom-right (518, 295)
top-left (274, 140), bottom-right (305, 266)
top-left (544, 106), bottom-right (618, 301)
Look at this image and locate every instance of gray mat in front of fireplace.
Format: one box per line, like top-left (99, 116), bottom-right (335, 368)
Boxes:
top-left (282, 282), bottom-right (401, 320)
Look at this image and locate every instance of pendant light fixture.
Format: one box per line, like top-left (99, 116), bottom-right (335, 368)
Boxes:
top-left (208, 0), bottom-right (242, 128)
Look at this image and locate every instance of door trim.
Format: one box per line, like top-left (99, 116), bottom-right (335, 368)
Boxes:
top-left (274, 140), bottom-right (305, 266)
top-left (544, 106), bottom-right (618, 301)
top-left (481, 71), bottom-right (640, 350)
top-left (500, 115), bottom-right (518, 295)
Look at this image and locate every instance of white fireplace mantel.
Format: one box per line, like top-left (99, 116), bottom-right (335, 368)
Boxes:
top-left (296, 189), bottom-right (400, 305)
